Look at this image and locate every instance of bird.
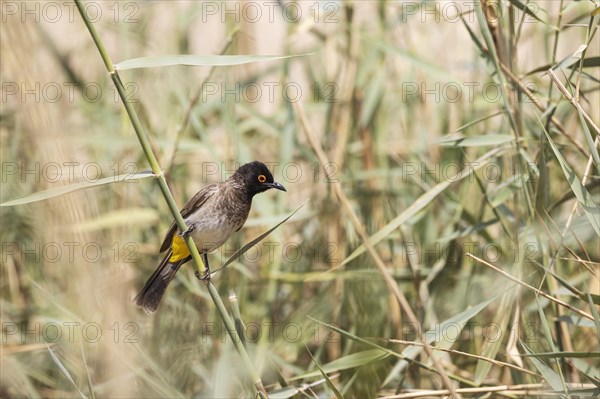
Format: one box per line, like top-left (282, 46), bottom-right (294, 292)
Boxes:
top-left (134, 161), bottom-right (286, 313)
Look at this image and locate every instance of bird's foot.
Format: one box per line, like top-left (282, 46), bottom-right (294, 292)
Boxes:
top-left (181, 225), bottom-right (195, 238)
top-left (195, 270), bottom-right (211, 281)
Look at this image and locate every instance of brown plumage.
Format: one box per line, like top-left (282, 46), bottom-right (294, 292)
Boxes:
top-left (134, 161), bottom-right (286, 313)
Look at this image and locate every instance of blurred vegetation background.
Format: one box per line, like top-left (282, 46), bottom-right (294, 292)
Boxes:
top-left (1, 1), bottom-right (599, 398)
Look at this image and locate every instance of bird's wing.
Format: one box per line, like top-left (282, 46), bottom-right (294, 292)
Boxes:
top-left (159, 183), bottom-right (219, 252)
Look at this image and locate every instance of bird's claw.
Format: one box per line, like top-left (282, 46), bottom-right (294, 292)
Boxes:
top-left (195, 270), bottom-right (211, 281)
top-left (181, 225), bottom-right (195, 238)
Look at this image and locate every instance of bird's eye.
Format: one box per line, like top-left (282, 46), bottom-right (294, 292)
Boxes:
top-left (258, 174), bottom-right (267, 183)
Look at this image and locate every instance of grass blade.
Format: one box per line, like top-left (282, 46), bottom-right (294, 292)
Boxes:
top-left (520, 340), bottom-right (565, 392)
top-left (506, 0), bottom-right (554, 27)
top-left (45, 343), bottom-right (87, 399)
top-left (79, 342), bottom-right (95, 399)
top-left (526, 56), bottom-right (600, 75)
top-left (213, 200), bottom-right (307, 274)
top-left (474, 292), bottom-right (516, 385)
top-left (291, 349), bottom-right (389, 380)
top-left (551, 44), bottom-right (588, 72)
top-left (577, 107), bottom-right (600, 173)
top-left (520, 352), bottom-right (600, 359)
top-left (570, 358), bottom-right (600, 381)
top-left (437, 134), bottom-right (514, 147)
top-left (0, 171), bottom-right (154, 207)
top-left (542, 129), bottom-right (600, 236)
top-left (115, 54), bottom-right (305, 70)
top-left (305, 346), bottom-right (344, 399)
top-left (588, 291), bottom-right (600, 343)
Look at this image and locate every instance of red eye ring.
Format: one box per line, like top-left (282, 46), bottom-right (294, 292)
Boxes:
top-left (258, 174), bottom-right (267, 183)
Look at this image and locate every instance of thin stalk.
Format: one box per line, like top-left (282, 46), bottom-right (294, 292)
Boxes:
top-left (385, 339), bottom-right (540, 377)
top-left (547, 0), bottom-right (564, 109)
top-left (381, 383), bottom-right (596, 399)
top-left (208, 283), bottom-right (265, 395)
top-left (74, 2), bottom-right (113, 72)
top-left (74, 1), bottom-right (266, 396)
top-left (230, 291), bottom-right (248, 349)
top-left (473, 0), bottom-right (518, 137)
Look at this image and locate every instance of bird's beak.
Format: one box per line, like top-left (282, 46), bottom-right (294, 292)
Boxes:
top-left (266, 181), bottom-right (286, 192)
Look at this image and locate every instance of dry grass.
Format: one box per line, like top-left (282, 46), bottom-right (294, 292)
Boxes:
top-left (1, 1), bottom-right (599, 398)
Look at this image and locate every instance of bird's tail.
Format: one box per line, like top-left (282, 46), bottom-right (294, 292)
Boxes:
top-left (133, 250), bottom-right (187, 313)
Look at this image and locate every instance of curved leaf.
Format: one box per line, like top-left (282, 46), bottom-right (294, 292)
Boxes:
top-left (0, 172), bottom-right (154, 207)
top-left (438, 134), bottom-right (514, 147)
top-left (291, 349), bottom-right (389, 380)
top-left (212, 200), bottom-right (308, 274)
top-left (115, 54), bottom-right (305, 70)
top-left (520, 341), bottom-right (565, 392)
top-left (45, 343), bottom-right (87, 399)
top-left (526, 56), bottom-right (600, 75)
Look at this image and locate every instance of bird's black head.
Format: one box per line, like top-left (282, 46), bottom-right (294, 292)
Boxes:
top-left (233, 161), bottom-right (286, 198)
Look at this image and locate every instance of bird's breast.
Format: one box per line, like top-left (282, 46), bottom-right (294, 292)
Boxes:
top-left (185, 193), bottom-right (251, 253)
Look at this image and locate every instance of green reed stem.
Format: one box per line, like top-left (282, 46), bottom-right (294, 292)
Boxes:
top-left (74, 1), bottom-right (266, 397)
